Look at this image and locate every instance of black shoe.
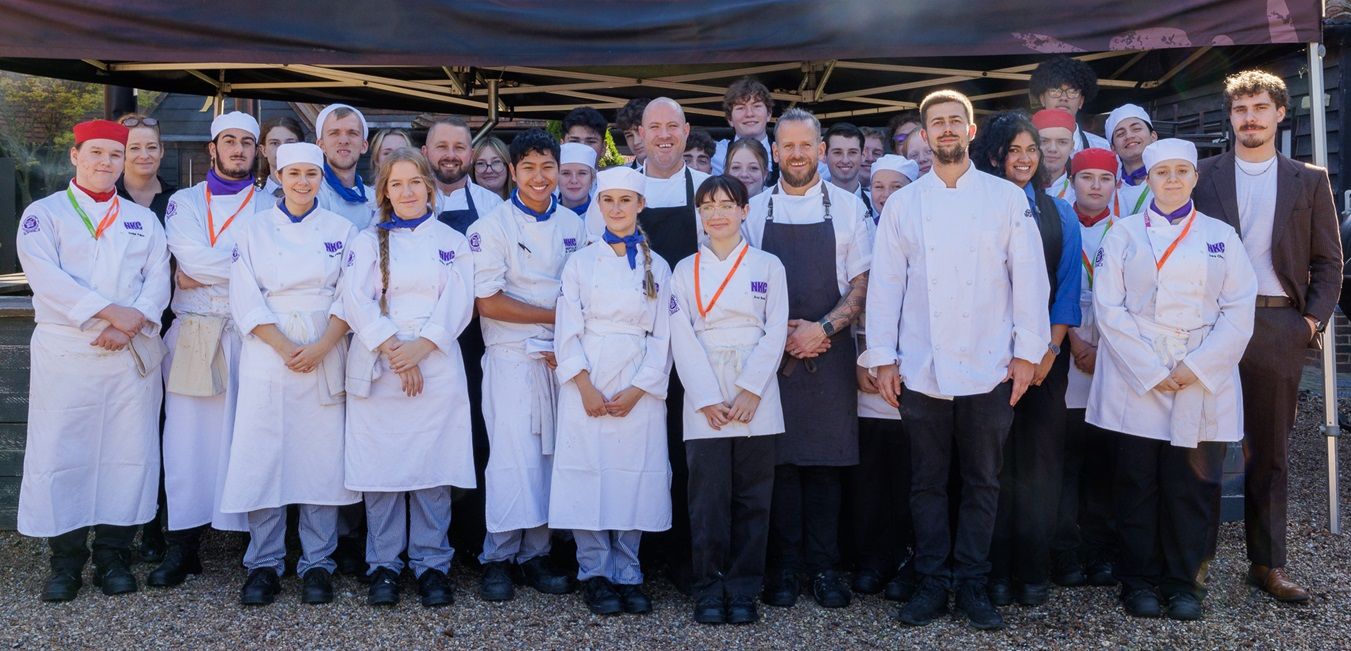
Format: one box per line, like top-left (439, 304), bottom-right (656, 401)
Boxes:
top-left (301, 568), bottom-right (334, 604)
top-left (146, 546), bottom-right (202, 588)
top-left (240, 568), bottom-right (280, 606)
top-left (761, 569), bottom-right (799, 608)
top-left (615, 583), bottom-right (652, 614)
top-left (987, 578), bottom-right (1014, 606)
top-left (693, 596), bottom-right (725, 624)
top-left (1017, 581), bottom-right (1050, 606)
top-left (333, 537), bottom-right (365, 576)
top-left (727, 595), bottom-right (759, 624)
top-left (582, 577), bottom-right (623, 616)
top-left (521, 556), bottom-right (574, 594)
top-left (41, 569), bottom-right (82, 602)
top-left (885, 573), bottom-right (916, 602)
top-left (1052, 558), bottom-right (1087, 587)
top-left (1121, 588), bottom-right (1162, 618)
top-left (852, 568), bottom-right (885, 595)
top-left (417, 569), bottom-right (454, 608)
top-left (895, 578), bottom-right (949, 626)
top-left (811, 570), bottom-right (852, 608)
top-left (1086, 561), bottom-right (1116, 587)
top-left (368, 567), bottom-right (401, 606)
top-left (955, 581), bottom-right (1004, 630)
top-left (91, 560), bottom-right (138, 596)
top-left (136, 536), bottom-right (167, 565)
top-left (1166, 592), bottom-right (1203, 621)
top-left (479, 561), bottom-right (515, 602)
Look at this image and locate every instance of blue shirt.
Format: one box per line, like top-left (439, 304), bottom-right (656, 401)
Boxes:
top-left (1024, 183), bottom-right (1082, 328)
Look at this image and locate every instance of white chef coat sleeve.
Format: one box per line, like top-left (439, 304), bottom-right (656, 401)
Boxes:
top-left (1182, 226), bottom-right (1258, 394)
top-left (844, 196), bottom-right (873, 282)
top-left (469, 217), bottom-right (510, 299)
top-left (229, 229), bottom-right (277, 336)
top-left (630, 259), bottom-right (673, 400)
top-left (15, 205), bottom-right (113, 327)
top-left (1006, 191), bottom-right (1053, 364)
top-left (742, 205), bottom-right (766, 249)
top-left (339, 231), bottom-right (399, 352)
top-left (735, 256), bottom-right (789, 396)
top-left (553, 255), bottom-right (591, 384)
top-left (132, 215), bottom-right (172, 333)
top-left (328, 224), bottom-right (358, 322)
top-left (165, 194), bottom-right (232, 286)
top-left (668, 266), bottom-right (725, 410)
top-left (859, 198), bottom-right (904, 370)
top-left (1092, 226), bottom-right (1172, 394)
top-left (419, 230), bottom-right (476, 352)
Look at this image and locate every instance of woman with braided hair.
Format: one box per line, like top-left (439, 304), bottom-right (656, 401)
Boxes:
top-left (551, 166), bottom-right (674, 617)
top-left (341, 148), bottom-right (476, 608)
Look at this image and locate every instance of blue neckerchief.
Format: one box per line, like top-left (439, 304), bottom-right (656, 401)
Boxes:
top-left (377, 210), bottom-right (434, 231)
top-left (1122, 165), bottom-right (1148, 187)
top-left (511, 189), bottom-right (558, 222)
top-left (322, 161), bottom-right (367, 204)
top-left (572, 195), bottom-right (592, 218)
top-left (1150, 199), bottom-right (1193, 224)
top-left (602, 228), bottom-right (644, 269)
top-left (278, 198), bottom-right (319, 223)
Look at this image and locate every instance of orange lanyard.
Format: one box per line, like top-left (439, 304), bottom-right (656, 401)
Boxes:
top-left (205, 185), bottom-right (255, 247)
top-left (694, 244), bottom-right (749, 318)
top-left (1144, 207), bottom-right (1197, 271)
top-left (1055, 176), bottom-right (1070, 200)
top-left (66, 187), bottom-right (121, 239)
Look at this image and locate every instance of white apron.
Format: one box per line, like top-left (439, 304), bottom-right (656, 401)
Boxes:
top-left (1066, 218), bottom-right (1112, 409)
top-left (482, 344), bottom-right (558, 531)
top-left (549, 246), bottom-right (672, 532)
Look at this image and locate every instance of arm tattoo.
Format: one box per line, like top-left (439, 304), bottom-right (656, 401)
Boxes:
top-left (824, 271), bottom-right (868, 331)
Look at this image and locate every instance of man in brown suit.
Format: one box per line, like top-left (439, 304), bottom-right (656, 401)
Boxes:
top-left (1193, 70), bottom-right (1342, 603)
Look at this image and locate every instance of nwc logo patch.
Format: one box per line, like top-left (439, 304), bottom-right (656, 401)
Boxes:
top-left (324, 241), bottom-right (344, 256)
top-left (439, 249), bottom-right (455, 264)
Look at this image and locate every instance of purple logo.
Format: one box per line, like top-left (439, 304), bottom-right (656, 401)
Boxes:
top-left (1093, 248), bottom-right (1105, 268)
top-left (669, 295), bottom-right (679, 314)
top-left (563, 237), bottom-right (578, 252)
top-left (1024, 209), bottom-right (1034, 220)
top-left (469, 232), bottom-right (481, 252)
top-left (324, 240), bottom-right (344, 256)
top-left (231, 245), bottom-right (240, 262)
top-left (123, 221), bottom-right (143, 232)
top-left (345, 250), bottom-right (356, 268)
top-left (438, 249), bottom-right (455, 264)
top-left (21, 215), bottom-right (39, 234)
top-left (165, 201), bottom-right (177, 219)
top-left (751, 281), bottom-right (768, 295)
top-left (1207, 242), bottom-right (1225, 255)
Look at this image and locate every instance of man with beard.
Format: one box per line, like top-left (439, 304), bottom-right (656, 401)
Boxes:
top-left (861, 90), bottom-right (1051, 630)
top-left (744, 107), bottom-right (872, 610)
top-left (314, 103), bottom-right (375, 229)
top-left (149, 112), bottom-right (265, 588)
top-left (422, 116), bottom-right (505, 562)
top-left (1192, 70), bottom-right (1341, 604)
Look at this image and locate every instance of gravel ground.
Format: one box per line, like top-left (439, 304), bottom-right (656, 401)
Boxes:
top-left (2, 392), bottom-right (1350, 650)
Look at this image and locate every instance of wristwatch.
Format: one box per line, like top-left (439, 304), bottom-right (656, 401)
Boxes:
top-left (819, 319), bottom-right (837, 337)
top-left (1048, 342), bottom-right (1061, 356)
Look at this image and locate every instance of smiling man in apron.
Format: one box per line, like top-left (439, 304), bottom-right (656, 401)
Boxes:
top-left (745, 107), bottom-right (872, 610)
top-left (18, 120), bottom-right (172, 601)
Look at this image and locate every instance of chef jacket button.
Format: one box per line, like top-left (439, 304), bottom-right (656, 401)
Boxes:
top-left (967, 280), bottom-right (973, 285)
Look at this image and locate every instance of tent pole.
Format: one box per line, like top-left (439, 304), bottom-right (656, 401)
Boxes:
top-left (1308, 40), bottom-right (1340, 534)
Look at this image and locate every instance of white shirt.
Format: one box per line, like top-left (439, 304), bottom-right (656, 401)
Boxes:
top-left (712, 134), bottom-right (773, 176)
top-left (1074, 126), bottom-right (1111, 153)
top-left (1235, 156), bottom-right (1285, 297)
top-left (585, 164), bottom-right (710, 238)
top-left (860, 163), bottom-right (1051, 399)
top-left (436, 179), bottom-right (505, 216)
top-left (165, 182), bottom-right (267, 318)
top-left (469, 200), bottom-right (589, 349)
top-left (743, 178), bottom-right (873, 296)
top-left (1046, 171), bottom-right (1077, 205)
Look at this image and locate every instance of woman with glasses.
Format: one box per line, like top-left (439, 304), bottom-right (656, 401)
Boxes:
top-left (116, 114), bottom-right (176, 220)
top-left (472, 136), bottom-right (512, 200)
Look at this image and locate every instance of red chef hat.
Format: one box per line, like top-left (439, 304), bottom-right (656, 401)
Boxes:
top-left (73, 119), bottom-right (129, 146)
top-left (1071, 148), bottom-right (1119, 176)
top-left (1031, 109), bottom-right (1076, 133)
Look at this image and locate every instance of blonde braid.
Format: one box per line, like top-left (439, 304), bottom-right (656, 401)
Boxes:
top-left (378, 227), bottom-right (391, 315)
top-left (637, 223), bottom-right (656, 299)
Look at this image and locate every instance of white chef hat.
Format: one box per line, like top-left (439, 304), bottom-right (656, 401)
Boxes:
top-left (314, 103), bottom-right (369, 140)
top-left (596, 166), bottom-right (645, 196)
top-left (560, 142), bottom-right (598, 169)
top-left (870, 154), bottom-right (921, 182)
top-left (276, 142), bottom-right (325, 172)
top-left (210, 111), bottom-right (260, 140)
top-left (1142, 138), bottom-right (1197, 172)
top-left (1105, 103), bottom-right (1153, 142)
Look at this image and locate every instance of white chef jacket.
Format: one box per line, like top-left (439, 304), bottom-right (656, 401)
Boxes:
top-left (584, 164), bottom-right (710, 238)
top-left (316, 177), bottom-right (375, 230)
top-left (437, 179), bottom-right (505, 215)
top-left (165, 182), bottom-right (266, 317)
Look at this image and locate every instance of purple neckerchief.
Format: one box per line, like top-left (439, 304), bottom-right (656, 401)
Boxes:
top-left (1149, 199), bottom-right (1193, 224)
top-left (1121, 165), bottom-right (1147, 187)
top-left (207, 168), bottom-right (255, 195)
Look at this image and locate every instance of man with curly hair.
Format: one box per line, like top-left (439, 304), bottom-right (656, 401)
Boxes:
top-left (1029, 56), bottom-right (1110, 154)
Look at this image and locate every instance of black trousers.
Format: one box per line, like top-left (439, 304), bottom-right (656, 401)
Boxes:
top-left (847, 416), bottom-right (911, 575)
top-left (450, 322), bottom-right (489, 561)
top-left (49, 524), bottom-right (138, 571)
top-left (643, 376), bottom-right (691, 576)
top-left (1113, 434), bottom-right (1225, 600)
top-left (767, 464), bottom-right (845, 575)
top-left (990, 355), bottom-right (1068, 584)
top-left (902, 383), bottom-right (1013, 585)
top-left (1052, 408), bottom-right (1117, 567)
top-left (686, 435), bottom-right (776, 600)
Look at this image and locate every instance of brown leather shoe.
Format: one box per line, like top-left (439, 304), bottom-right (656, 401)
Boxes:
top-left (1248, 565), bottom-right (1311, 603)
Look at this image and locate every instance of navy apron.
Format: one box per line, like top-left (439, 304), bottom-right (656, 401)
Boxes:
top-left (760, 186), bottom-right (860, 467)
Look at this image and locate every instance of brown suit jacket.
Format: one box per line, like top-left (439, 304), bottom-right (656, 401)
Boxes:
top-left (1192, 151), bottom-right (1343, 340)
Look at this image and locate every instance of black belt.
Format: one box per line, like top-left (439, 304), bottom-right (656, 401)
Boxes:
top-left (1255, 295), bottom-right (1294, 308)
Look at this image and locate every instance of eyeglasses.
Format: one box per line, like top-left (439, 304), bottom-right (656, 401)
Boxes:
top-left (474, 160), bottom-right (505, 173)
top-left (119, 117), bottom-right (159, 127)
top-left (1043, 87), bottom-right (1083, 100)
top-left (697, 201), bottom-right (742, 215)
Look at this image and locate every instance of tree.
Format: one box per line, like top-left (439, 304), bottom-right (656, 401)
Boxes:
top-left (0, 73), bottom-right (104, 206)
